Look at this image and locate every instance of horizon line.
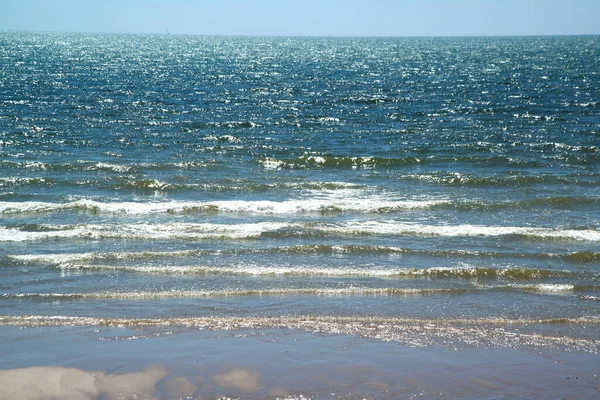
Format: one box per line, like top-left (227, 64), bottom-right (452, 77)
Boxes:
top-left (3, 28), bottom-right (600, 39)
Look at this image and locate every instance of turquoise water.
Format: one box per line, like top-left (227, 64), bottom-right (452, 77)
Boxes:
top-left (1, 32), bottom-right (599, 351)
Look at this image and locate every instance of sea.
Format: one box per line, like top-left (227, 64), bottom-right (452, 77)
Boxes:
top-left (1, 32), bottom-right (599, 398)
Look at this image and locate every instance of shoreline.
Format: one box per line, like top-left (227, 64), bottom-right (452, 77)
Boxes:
top-left (1, 326), bottom-right (598, 399)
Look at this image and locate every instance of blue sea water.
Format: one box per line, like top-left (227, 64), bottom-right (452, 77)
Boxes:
top-left (0, 32), bottom-right (599, 351)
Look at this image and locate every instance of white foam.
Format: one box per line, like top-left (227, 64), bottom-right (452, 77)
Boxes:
top-left (54, 263), bottom-right (412, 277)
top-left (7, 245), bottom-right (409, 264)
top-left (0, 198), bottom-right (447, 215)
top-left (0, 226), bottom-right (82, 242)
top-left (91, 162), bottom-right (132, 173)
top-left (1, 287), bottom-right (458, 299)
top-left (259, 157), bottom-right (287, 169)
top-left (0, 177), bottom-right (46, 186)
top-left (24, 161), bottom-right (47, 170)
top-left (1, 315), bottom-right (598, 353)
top-left (3, 219), bottom-right (598, 242)
top-left (477, 283), bottom-right (577, 293)
top-left (517, 284), bottom-right (576, 293)
top-left (324, 221), bottom-right (600, 241)
top-left (0, 222), bottom-right (291, 242)
top-left (10, 253), bottom-right (97, 264)
top-left (0, 201), bottom-right (70, 214)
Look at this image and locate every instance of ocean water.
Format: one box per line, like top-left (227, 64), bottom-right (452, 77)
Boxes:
top-left (1, 32), bottom-right (599, 353)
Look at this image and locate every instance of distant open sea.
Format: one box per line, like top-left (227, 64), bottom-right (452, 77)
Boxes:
top-left (1, 32), bottom-right (599, 398)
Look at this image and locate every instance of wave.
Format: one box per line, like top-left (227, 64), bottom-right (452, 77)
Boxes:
top-left (440, 196), bottom-right (599, 213)
top-left (0, 246), bottom-right (500, 264)
top-left (0, 160), bottom-right (216, 173)
top-left (181, 120), bottom-right (260, 130)
top-left (258, 154), bottom-right (547, 170)
top-left (4, 194), bottom-right (597, 217)
top-left (44, 262), bottom-right (585, 281)
top-left (259, 155), bottom-right (425, 169)
top-left (475, 283), bottom-right (581, 293)
top-left (2, 314), bottom-right (596, 327)
top-left (0, 198), bottom-right (448, 215)
top-left (0, 160), bottom-right (133, 173)
top-left (0, 177), bottom-right (50, 188)
top-left (0, 287), bottom-right (466, 300)
top-left (508, 284), bottom-right (576, 293)
top-left (117, 179), bottom-right (172, 191)
top-left (513, 196), bottom-right (600, 208)
top-left (2, 284), bottom-right (587, 300)
top-left (8, 246), bottom-right (600, 265)
top-left (564, 251), bottom-right (600, 263)
top-left (111, 180), bottom-right (364, 193)
top-left (401, 173), bottom-right (599, 187)
top-left (581, 295), bottom-right (600, 301)
top-left (0, 315), bottom-right (597, 352)
top-left (509, 196), bottom-right (600, 212)
top-left (2, 221), bottom-right (599, 242)
top-left (447, 196), bottom-right (600, 212)
top-left (321, 221), bottom-right (600, 242)
top-left (0, 222), bottom-right (290, 242)
top-left (0, 177), bottom-right (365, 194)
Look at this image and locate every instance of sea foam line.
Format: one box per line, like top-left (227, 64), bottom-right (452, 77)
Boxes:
top-left (324, 221), bottom-right (600, 241)
top-left (6, 246), bottom-right (422, 264)
top-left (46, 262), bottom-right (581, 281)
top-left (3, 197), bottom-right (598, 216)
top-left (2, 221), bottom-right (599, 242)
top-left (0, 198), bottom-right (446, 215)
top-left (1, 315), bottom-right (596, 327)
top-left (0, 287), bottom-right (465, 300)
top-left (8, 247), bottom-right (600, 264)
top-left (1, 282), bottom-right (591, 301)
top-left (476, 283), bottom-right (578, 293)
top-left (0, 222), bottom-right (292, 242)
top-left (0, 315), bottom-right (597, 352)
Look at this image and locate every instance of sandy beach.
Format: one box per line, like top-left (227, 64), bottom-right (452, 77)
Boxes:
top-left (1, 325), bottom-right (598, 399)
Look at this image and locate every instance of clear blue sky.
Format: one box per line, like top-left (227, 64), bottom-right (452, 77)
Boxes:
top-left (2, 0), bottom-right (599, 37)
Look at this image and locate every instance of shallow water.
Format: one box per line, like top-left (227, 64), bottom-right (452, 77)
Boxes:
top-left (1, 327), bottom-right (599, 400)
top-left (1, 33), bottom-right (599, 356)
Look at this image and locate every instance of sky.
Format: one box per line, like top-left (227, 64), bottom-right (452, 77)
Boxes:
top-left (1, 0), bottom-right (599, 37)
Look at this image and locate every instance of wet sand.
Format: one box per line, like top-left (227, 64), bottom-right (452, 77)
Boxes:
top-left (1, 326), bottom-right (598, 399)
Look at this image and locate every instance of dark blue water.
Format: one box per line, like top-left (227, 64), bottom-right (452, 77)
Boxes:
top-left (1, 32), bottom-right (599, 351)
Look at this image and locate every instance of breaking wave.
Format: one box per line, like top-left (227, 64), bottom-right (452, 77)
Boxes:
top-left (2, 221), bottom-right (599, 242)
top-left (42, 263), bottom-right (585, 281)
top-left (0, 315), bottom-right (597, 352)
top-left (9, 246), bottom-right (600, 265)
top-left (0, 287), bottom-right (465, 300)
top-left (3, 195), bottom-right (597, 216)
top-left (0, 198), bottom-right (447, 215)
